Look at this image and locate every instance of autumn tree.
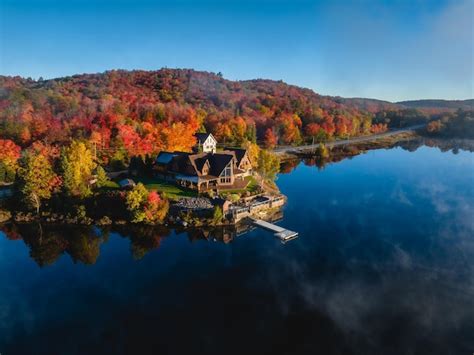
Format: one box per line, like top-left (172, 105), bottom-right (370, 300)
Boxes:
top-left (61, 141), bottom-right (96, 198)
top-left (126, 183), bottom-right (169, 224)
top-left (0, 139), bottom-right (21, 183)
top-left (161, 122), bottom-right (197, 152)
top-left (242, 140), bottom-right (260, 170)
top-left (305, 123), bottom-right (327, 143)
top-left (427, 120), bottom-right (443, 134)
top-left (263, 128), bottom-right (278, 149)
top-left (228, 116), bottom-right (247, 144)
top-left (17, 150), bottom-right (61, 214)
top-left (277, 113), bottom-right (302, 145)
top-left (257, 149), bottom-right (280, 181)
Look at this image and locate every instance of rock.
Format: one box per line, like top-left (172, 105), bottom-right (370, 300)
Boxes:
top-left (174, 197), bottom-right (213, 210)
top-left (97, 216), bottom-right (112, 225)
top-left (14, 212), bottom-right (35, 222)
top-left (0, 209), bottom-right (11, 223)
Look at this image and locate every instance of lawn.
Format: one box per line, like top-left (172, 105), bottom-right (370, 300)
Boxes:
top-left (134, 176), bottom-right (197, 199)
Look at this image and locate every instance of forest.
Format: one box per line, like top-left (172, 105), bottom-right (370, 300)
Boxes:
top-left (0, 69), bottom-right (385, 160)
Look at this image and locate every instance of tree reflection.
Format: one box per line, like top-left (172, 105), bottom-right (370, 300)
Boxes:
top-left (0, 223), bottom-right (22, 240)
top-left (0, 208), bottom-right (282, 266)
top-left (114, 224), bottom-right (171, 260)
top-left (18, 224), bottom-right (67, 267)
top-left (295, 137), bottom-right (474, 170)
top-left (279, 159), bottom-right (299, 174)
top-left (398, 137), bottom-right (474, 153)
top-left (66, 228), bottom-right (102, 265)
top-left (0, 223), bottom-right (105, 266)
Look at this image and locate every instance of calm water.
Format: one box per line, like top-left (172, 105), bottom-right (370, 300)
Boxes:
top-left (1, 145), bottom-right (474, 355)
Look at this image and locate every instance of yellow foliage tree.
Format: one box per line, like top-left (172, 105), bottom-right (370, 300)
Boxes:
top-left (242, 140), bottom-right (260, 170)
top-left (61, 141), bottom-right (97, 198)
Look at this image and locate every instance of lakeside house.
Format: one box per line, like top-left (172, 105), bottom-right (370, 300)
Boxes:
top-left (194, 132), bottom-right (217, 153)
top-left (154, 144), bottom-right (252, 192)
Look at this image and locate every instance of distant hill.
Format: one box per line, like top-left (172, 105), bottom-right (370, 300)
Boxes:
top-left (335, 98), bottom-right (400, 113)
top-left (396, 99), bottom-right (473, 111)
top-left (340, 98), bottom-right (473, 113)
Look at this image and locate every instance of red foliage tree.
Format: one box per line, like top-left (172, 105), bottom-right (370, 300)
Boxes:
top-left (263, 128), bottom-right (278, 148)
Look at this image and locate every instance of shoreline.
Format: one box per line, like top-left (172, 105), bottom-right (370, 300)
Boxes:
top-left (2, 135), bottom-right (473, 228)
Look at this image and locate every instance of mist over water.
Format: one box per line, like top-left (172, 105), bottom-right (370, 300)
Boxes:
top-left (1, 145), bottom-right (473, 355)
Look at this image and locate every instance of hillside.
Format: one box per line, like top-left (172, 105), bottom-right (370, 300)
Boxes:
top-left (1, 69), bottom-right (471, 165)
top-left (0, 69), bottom-right (380, 159)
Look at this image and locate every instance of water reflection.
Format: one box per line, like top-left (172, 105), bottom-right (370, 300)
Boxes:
top-left (0, 143), bottom-right (473, 355)
top-left (280, 137), bottom-right (474, 174)
top-left (0, 223), bottom-right (257, 266)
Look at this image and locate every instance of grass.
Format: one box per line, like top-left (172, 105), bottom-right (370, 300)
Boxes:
top-left (102, 180), bottom-right (120, 189)
top-left (134, 176), bottom-right (197, 200)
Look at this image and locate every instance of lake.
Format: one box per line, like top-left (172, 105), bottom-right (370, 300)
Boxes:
top-left (1, 144), bottom-right (473, 355)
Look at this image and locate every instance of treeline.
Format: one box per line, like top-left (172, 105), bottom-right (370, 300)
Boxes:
top-left (372, 108), bottom-right (430, 128)
top-left (425, 110), bottom-right (474, 139)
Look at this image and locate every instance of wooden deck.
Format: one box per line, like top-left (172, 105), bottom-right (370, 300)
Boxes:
top-left (249, 218), bottom-right (298, 242)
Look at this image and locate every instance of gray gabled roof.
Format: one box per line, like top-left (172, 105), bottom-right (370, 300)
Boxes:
top-left (155, 149), bottom-right (239, 178)
top-left (224, 147), bottom-right (248, 166)
top-left (194, 132), bottom-right (215, 144)
top-left (208, 153), bottom-right (234, 176)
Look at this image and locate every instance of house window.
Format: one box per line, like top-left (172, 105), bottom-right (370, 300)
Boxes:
top-left (218, 163), bottom-right (232, 184)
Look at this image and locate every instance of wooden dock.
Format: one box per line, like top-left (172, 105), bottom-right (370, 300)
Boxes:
top-left (249, 218), bottom-right (298, 242)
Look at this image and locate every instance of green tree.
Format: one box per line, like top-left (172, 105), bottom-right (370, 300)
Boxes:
top-left (61, 141), bottom-right (96, 198)
top-left (95, 165), bottom-right (110, 188)
top-left (212, 206), bottom-right (223, 225)
top-left (17, 151), bottom-right (60, 214)
top-left (257, 149), bottom-right (280, 181)
top-left (126, 183), bottom-right (149, 223)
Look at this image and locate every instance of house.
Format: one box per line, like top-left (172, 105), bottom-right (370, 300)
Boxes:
top-left (154, 149), bottom-right (252, 192)
top-left (194, 132), bottom-right (217, 153)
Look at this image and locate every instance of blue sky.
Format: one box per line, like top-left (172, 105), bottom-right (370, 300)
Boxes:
top-left (0, 0), bottom-right (472, 101)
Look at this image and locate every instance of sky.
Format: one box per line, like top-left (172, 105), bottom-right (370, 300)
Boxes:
top-left (0, 0), bottom-right (472, 101)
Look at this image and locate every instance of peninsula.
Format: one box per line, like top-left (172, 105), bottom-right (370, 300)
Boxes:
top-left (0, 70), bottom-right (472, 227)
